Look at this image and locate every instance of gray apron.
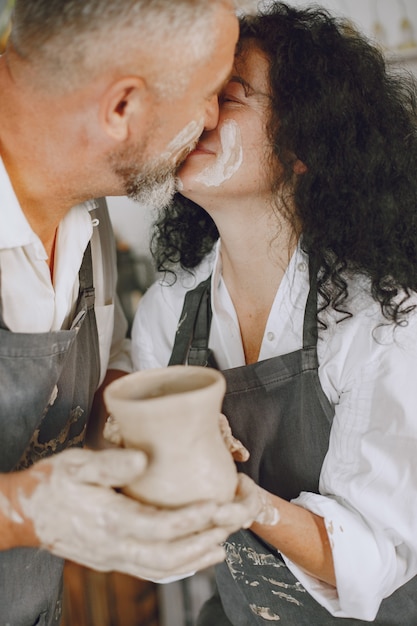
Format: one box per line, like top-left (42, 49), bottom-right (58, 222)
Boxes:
top-left (0, 242), bottom-right (100, 626)
top-left (168, 265), bottom-right (417, 625)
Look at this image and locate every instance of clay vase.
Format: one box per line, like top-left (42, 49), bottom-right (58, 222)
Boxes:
top-left (103, 365), bottom-right (238, 508)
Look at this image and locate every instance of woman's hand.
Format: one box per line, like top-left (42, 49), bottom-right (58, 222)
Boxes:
top-left (219, 413), bottom-right (250, 462)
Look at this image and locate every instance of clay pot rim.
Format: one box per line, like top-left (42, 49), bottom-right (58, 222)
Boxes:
top-left (104, 365), bottom-right (226, 403)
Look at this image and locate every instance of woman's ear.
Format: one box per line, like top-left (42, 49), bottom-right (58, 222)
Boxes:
top-left (293, 158), bottom-right (308, 175)
top-left (100, 76), bottom-right (150, 142)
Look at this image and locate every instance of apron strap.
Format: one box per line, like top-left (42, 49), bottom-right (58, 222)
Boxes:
top-left (302, 256), bottom-right (319, 349)
top-left (79, 240), bottom-right (93, 291)
top-left (168, 276), bottom-right (219, 368)
top-left (169, 254), bottom-right (320, 366)
top-left (0, 241), bottom-right (94, 330)
top-left (77, 241), bottom-right (95, 313)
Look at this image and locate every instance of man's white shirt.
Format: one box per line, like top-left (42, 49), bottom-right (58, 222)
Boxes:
top-left (0, 156), bottom-right (131, 384)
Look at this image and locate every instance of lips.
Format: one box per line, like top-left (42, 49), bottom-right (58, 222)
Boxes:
top-left (188, 143), bottom-right (216, 157)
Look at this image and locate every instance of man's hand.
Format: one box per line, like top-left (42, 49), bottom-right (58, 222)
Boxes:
top-left (100, 413), bottom-right (279, 537)
top-left (6, 448), bottom-right (232, 580)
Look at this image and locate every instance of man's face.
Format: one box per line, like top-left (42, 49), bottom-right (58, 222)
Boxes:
top-left (110, 5), bottom-right (239, 209)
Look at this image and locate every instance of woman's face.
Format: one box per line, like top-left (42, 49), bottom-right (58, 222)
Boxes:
top-left (178, 42), bottom-right (275, 207)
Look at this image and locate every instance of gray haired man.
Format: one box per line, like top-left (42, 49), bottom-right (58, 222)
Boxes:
top-left (0, 1), bottom-right (262, 623)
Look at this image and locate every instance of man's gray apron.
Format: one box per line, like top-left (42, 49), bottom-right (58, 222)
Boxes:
top-left (168, 264), bottom-right (417, 625)
top-left (0, 242), bottom-right (100, 626)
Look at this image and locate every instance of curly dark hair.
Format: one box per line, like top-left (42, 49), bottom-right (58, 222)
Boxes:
top-left (151, 1), bottom-right (417, 323)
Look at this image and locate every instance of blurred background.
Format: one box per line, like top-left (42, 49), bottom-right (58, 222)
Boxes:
top-left (1, 1), bottom-right (417, 624)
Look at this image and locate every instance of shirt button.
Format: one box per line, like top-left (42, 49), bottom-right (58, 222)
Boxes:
top-left (297, 261), bottom-right (307, 272)
top-left (267, 331), bottom-right (275, 341)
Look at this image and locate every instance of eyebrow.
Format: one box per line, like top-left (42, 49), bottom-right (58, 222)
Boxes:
top-left (226, 75), bottom-right (271, 100)
top-left (227, 75), bottom-right (255, 96)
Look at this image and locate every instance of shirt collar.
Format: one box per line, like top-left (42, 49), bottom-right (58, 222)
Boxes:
top-left (0, 155), bottom-right (96, 250)
top-left (0, 155), bottom-right (37, 249)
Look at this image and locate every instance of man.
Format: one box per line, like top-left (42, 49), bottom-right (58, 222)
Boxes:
top-left (0, 1), bottom-right (267, 623)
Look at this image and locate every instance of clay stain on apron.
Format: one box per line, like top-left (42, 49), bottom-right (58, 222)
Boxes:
top-left (224, 541), bottom-right (306, 615)
top-left (249, 604), bottom-right (281, 621)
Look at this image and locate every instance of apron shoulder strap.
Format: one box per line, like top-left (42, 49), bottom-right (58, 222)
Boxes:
top-left (169, 255), bottom-right (319, 367)
top-left (168, 276), bottom-right (219, 368)
top-left (0, 241), bottom-right (94, 331)
top-left (302, 256), bottom-right (319, 349)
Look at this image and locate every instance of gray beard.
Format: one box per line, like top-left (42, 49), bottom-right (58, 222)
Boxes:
top-left (125, 166), bottom-right (178, 210)
top-left (109, 134), bottom-right (196, 210)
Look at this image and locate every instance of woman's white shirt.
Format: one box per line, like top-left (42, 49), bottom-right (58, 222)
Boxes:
top-left (131, 239), bottom-right (417, 621)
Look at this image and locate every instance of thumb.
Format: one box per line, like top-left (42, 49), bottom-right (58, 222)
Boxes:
top-left (103, 414), bottom-right (124, 446)
top-left (54, 447), bottom-right (148, 488)
top-left (219, 414), bottom-right (250, 462)
top-left (212, 474), bottom-right (280, 529)
top-left (237, 475), bottom-right (280, 526)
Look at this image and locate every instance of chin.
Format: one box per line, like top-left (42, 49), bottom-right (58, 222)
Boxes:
top-left (176, 168), bottom-right (200, 194)
top-left (178, 186), bottom-right (194, 200)
top-left (178, 187), bottom-right (210, 210)
top-left (176, 173), bottom-right (193, 194)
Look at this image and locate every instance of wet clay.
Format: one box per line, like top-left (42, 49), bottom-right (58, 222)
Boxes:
top-left (162, 118), bottom-right (204, 163)
top-left (104, 365), bottom-right (238, 507)
top-left (195, 119), bottom-right (243, 187)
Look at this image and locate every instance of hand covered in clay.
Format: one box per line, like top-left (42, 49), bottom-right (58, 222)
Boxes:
top-left (11, 448), bottom-right (241, 580)
top-left (103, 413), bottom-right (123, 447)
top-left (212, 472), bottom-right (280, 531)
top-left (218, 413), bottom-right (250, 462)
top-left (217, 415), bottom-right (279, 526)
top-left (102, 415), bottom-right (277, 536)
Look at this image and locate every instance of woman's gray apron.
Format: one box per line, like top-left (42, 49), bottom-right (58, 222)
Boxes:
top-left (168, 265), bottom-right (417, 625)
top-left (0, 242), bottom-right (100, 626)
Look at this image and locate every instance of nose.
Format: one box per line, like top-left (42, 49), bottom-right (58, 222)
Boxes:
top-left (203, 94), bottom-right (220, 131)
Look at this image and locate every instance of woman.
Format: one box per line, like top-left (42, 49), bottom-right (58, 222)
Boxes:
top-left (132, 2), bottom-right (417, 623)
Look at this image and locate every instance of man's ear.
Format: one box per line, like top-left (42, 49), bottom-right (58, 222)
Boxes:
top-left (100, 76), bottom-right (150, 142)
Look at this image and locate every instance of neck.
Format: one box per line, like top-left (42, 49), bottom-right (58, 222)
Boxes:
top-left (0, 142), bottom-right (71, 256)
top-left (215, 197), bottom-right (297, 293)
top-left (212, 197), bottom-right (298, 364)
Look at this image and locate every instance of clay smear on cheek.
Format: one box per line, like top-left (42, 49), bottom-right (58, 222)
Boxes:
top-left (195, 119), bottom-right (243, 187)
top-left (162, 118), bottom-right (205, 161)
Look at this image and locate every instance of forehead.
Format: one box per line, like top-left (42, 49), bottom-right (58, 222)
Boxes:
top-left (175, 8), bottom-right (238, 102)
top-left (149, 5), bottom-right (238, 102)
top-left (233, 41), bottom-right (270, 95)
top-left (204, 7), bottom-right (239, 88)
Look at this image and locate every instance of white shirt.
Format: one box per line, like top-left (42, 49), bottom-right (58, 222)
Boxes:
top-left (0, 157), bottom-right (132, 385)
top-left (132, 239), bottom-right (417, 621)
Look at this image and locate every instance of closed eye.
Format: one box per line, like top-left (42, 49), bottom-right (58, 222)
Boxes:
top-left (219, 94), bottom-right (241, 104)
